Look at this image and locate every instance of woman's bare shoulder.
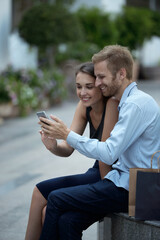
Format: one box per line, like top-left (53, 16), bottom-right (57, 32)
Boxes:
top-left (76, 101), bottom-right (87, 118)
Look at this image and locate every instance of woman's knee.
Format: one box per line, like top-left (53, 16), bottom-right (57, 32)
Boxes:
top-left (32, 186), bottom-right (41, 198)
top-left (32, 186), bottom-right (47, 204)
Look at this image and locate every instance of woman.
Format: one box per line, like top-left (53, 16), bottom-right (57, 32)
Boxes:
top-left (24, 62), bottom-right (119, 240)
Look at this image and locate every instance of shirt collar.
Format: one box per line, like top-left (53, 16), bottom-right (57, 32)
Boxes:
top-left (118, 82), bottom-right (137, 111)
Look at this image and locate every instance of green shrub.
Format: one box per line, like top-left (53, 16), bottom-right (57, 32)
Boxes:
top-left (115, 6), bottom-right (154, 51)
top-left (150, 10), bottom-right (160, 37)
top-left (76, 7), bottom-right (118, 48)
top-left (55, 6), bottom-right (118, 65)
top-left (55, 42), bottom-right (101, 64)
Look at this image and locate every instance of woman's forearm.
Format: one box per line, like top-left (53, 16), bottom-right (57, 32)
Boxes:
top-left (48, 140), bottom-right (74, 157)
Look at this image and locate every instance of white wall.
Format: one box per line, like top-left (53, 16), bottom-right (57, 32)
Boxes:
top-left (101, 0), bottom-right (126, 13)
top-left (140, 36), bottom-right (160, 67)
top-left (71, 0), bottom-right (102, 11)
top-left (0, 0), bottom-right (11, 72)
top-left (0, 0), bottom-right (37, 72)
top-left (9, 31), bottom-right (38, 70)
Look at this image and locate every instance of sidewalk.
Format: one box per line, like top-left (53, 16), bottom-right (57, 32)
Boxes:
top-left (0, 80), bottom-right (160, 240)
top-left (0, 100), bottom-right (97, 240)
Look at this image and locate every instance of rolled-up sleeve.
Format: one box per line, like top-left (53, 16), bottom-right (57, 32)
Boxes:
top-left (67, 131), bottom-right (114, 165)
top-left (67, 101), bottom-right (144, 165)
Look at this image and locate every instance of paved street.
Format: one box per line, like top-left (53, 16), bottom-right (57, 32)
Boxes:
top-left (0, 99), bottom-right (97, 240)
top-left (0, 80), bottom-right (160, 240)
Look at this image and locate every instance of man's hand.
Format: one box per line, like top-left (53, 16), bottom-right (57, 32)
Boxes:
top-left (39, 115), bottom-right (70, 140)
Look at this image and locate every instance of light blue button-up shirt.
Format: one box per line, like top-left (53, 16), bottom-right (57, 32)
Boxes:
top-left (67, 82), bottom-right (160, 191)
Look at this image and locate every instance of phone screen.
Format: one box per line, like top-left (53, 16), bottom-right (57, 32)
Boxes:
top-left (36, 111), bottom-right (50, 125)
top-left (37, 111), bottom-right (49, 119)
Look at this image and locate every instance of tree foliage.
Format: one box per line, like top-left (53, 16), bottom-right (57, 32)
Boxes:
top-left (18, 2), bottom-right (83, 50)
top-left (150, 10), bottom-right (160, 37)
top-left (18, 3), bottom-right (160, 65)
top-left (76, 7), bottom-right (118, 48)
top-left (115, 6), bottom-right (155, 51)
top-left (56, 42), bottom-right (101, 64)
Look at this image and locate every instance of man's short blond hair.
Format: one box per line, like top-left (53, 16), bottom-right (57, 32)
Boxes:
top-left (92, 45), bottom-right (134, 80)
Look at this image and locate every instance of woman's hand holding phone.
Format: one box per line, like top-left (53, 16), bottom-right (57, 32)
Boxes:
top-left (39, 130), bottom-right (57, 151)
top-left (37, 111), bottom-right (56, 149)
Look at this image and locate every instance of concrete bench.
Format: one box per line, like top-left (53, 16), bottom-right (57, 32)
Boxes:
top-left (98, 213), bottom-right (160, 240)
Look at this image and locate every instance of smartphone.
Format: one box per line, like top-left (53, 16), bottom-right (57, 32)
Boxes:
top-left (36, 111), bottom-right (50, 125)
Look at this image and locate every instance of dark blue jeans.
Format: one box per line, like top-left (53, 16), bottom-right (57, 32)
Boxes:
top-left (37, 166), bottom-right (101, 200)
top-left (39, 179), bottom-right (128, 240)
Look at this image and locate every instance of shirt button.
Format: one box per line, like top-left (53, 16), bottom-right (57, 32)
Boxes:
top-left (117, 162), bottom-right (121, 166)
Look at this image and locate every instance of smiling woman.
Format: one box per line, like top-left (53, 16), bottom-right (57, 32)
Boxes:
top-left (75, 63), bottom-right (103, 109)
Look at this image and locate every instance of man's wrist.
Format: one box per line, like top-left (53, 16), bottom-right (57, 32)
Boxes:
top-left (64, 128), bottom-right (71, 140)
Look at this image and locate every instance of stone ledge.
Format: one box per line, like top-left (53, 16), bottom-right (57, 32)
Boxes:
top-left (98, 213), bottom-right (160, 240)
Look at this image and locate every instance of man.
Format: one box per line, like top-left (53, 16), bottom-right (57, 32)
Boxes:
top-left (39, 45), bottom-right (160, 240)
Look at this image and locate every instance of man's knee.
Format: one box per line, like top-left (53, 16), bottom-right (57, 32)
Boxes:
top-left (48, 190), bottom-right (58, 204)
top-left (47, 190), bottom-right (64, 212)
top-left (48, 188), bottom-right (66, 206)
